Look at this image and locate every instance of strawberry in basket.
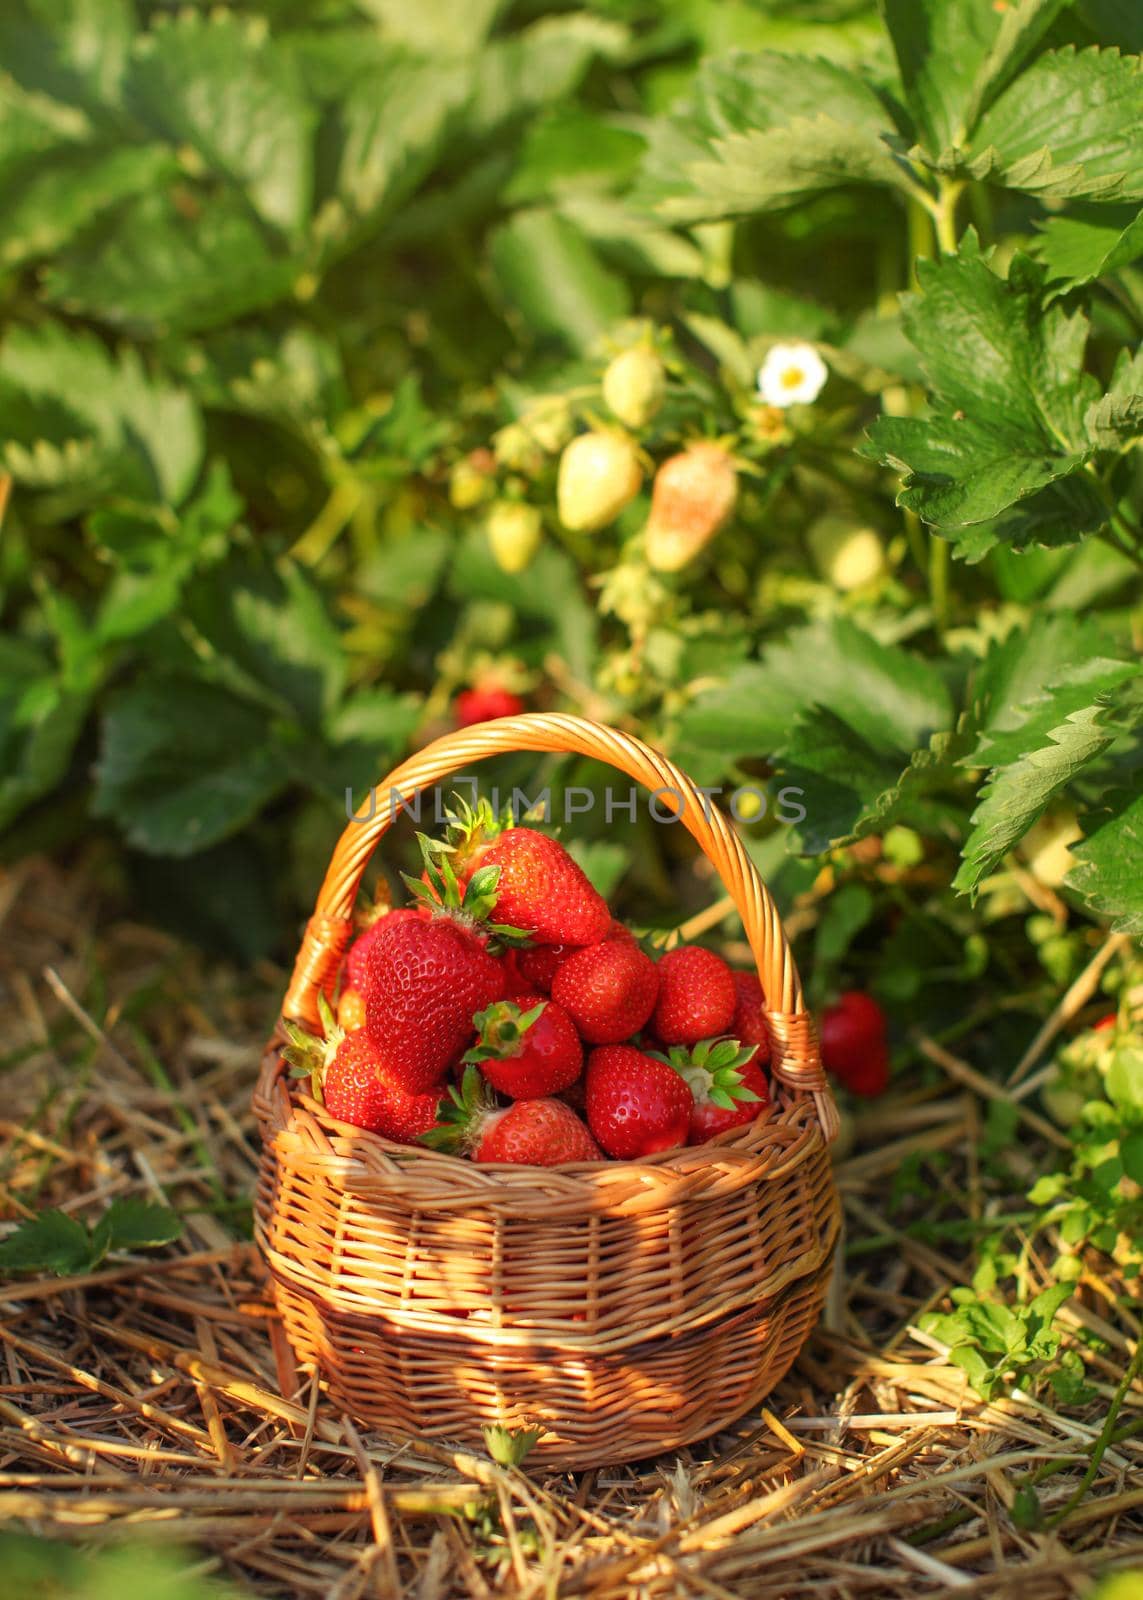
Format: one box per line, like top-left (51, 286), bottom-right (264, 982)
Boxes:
top-left (444, 799), bottom-right (611, 947)
top-left (363, 843), bottom-right (517, 1090)
top-left (464, 995), bottom-right (583, 1099)
top-left (283, 997), bottom-right (446, 1142)
top-left (423, 1065), bottom-right (601, 1164)
top-left (649, 1036), bottom-right (769, 1143)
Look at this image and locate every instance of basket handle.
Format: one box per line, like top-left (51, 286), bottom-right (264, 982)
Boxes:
top-left (281, 713), bottom-right (836, 1139)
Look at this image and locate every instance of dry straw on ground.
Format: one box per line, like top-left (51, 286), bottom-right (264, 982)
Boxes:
top-left (1, 856), bottom-right (1141, 1598)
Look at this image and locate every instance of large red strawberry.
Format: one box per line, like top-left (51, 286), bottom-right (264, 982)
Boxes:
top-left (517, 919), bottom-right (632, 991)
top-left (455, 684), bottom-right (525, 727)
top-left (283, 1008), bottom-right (445, 1141)
top-left (464, 995), bottom-right (582, 1099)
top-left (651, 946), bottom-right (736, 1046)
top-left (551, 937), bottom-right (659, 1044)
top-left (651, 1036), bottom-right (769, 1145)
top-left (346, 907), bottom-right (424, 992)
top-left (424, 1065), bottom-right (601, 1165)
top-left (820, 991), bottom-right (888, 1094)
top-left (365, 915), bottom-right (505, 1089)
top-left (730, 970), bottom-right (772, 1063)
top-left (452, 814), bottom-right (610, 946)
top-left (585, 1045), bottom-right (692, 1158)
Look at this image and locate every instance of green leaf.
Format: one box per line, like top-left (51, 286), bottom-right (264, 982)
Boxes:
top-left (675, 615), bottom-right (952, 764)
top-left (1084, 346), bottom-right (1143, 447)
top-left (0, 0), bottom-right (134, 115)
top-left (0, 1210), bottom-right (97, 1276)
top-left (101, 1199), bottom-right (182, 1251)
top-left (880, 0), bottom-right (1007, 154)
top-left (1078, 0), bottom-right (1143, 51)
top-left (489, 208), bottom-right (630, 351)
top-left (0, 142), bottom-right (176, 271)
top-left (44, 187), bottom-right (302, 337)
top-left (356, 0), bottom-right (501, 53)
top-left (962, 0), bottom-right (1072, 131)
top-left (815, 882), bottom-right (875, 965)
top-left (0, 323), bottom-right (203, 506)
top-left (864, 248), bottom-right (1110, 543)
top-left (1121, 1130), bottom-right (1143, 1182)
top-left (93, 675), bottom-right (293, 856)
top-left (468, 14), bottom-right (628, 139)
top-left (0, 639), bottom-right (93, 833)
top-left (955, 701), bottom-right (1121, 894)
top-left (182, 553), bottom-right (347, 726)
top-left (967, 47), bottom-right (1143, 201)
top-left (127, 9), bottom-right (316, 236)
top-left (1034, 203), bottom-right (1143, 289)
top-left (637, 50), bottom-right (905, 221)
top-left (1065, 779), bottom-right (1143, 935)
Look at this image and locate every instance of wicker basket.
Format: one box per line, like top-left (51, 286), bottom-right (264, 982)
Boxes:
top-left (254, 714), bottom-right (839, 1468)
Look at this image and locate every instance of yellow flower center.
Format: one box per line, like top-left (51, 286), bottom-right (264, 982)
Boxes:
top-left (780, 366), bottom-right (805, 390)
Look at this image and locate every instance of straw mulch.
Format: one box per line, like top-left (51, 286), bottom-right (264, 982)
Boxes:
top-left (2, 856), bottom-right (1141, 1599)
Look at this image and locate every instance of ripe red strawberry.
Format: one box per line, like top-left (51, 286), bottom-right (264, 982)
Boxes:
top-left (517, 920), bottom-right (633, 991)
top-left (651, 946), bottom-right (736, 1046)
top-left (585, 1045), bottom-right (692, 1158)
top-left (730, 970), bottom-right (772, 1063)
top-left (820, 991), bottom-right (888, 1093)
top-left (453, 812), bottom-right (610, 946)
top-left (346, 907), bottom-right (424, 991)
top-left (842, 1047), bottom-right (890, 1097)
top-left (365, 914), bottom-right (505, 1089)
top-left (651, 1037), bottom-right (769, 1144)
top-left (424, 1065), bottom-right (601, 1164)
top-left (516, 940), bottom-right (583, 991)
top-left (551, 937), bottom-right (659, 1044)
top-left (282, 1008), bottom-right (445, 1141)
top-left (464, 994), bottom-right (582, 1099)
top-left (455, 685), bottom-right (525, 727)
top-left (1093, 1012), bottom-right (1117, 1033)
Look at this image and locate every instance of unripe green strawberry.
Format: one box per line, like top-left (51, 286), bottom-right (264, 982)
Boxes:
top-left (557, 430), bottom-right (642, 533)
top-left (486, 501), bottom-right (542, 575)
top-left (807, 514), bottom-right (885, 591)
top-left (602, 347), bottom-right (665, 429)
top-left (449, 450), bottom-right (496, 510)
top-left (644, 443), bottom-right (737, 572)
top-left (522, 394), bottom-right (574, 454)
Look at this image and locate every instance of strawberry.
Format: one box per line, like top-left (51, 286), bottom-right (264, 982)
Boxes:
top-left (455, 684), bottom-right (525, 726)
top-left (448, 449), bottom-right (496, 510)
top-left (551, 937), bottom-right (659, 1044)
top-left (424, 1065), bottom-right (601, 1164)
top-left (730, 970), bottom-right (772, 1063)
top-left (516, 940), bottom-right (584, 992)
top-left (364, 847), bottom-right (511, 1088)
top-left (585, 1045), bottom-right (692, 1158)
top-left (651, 946), bottom-right (736, 1047)
top-left (1093, 1012), bottom-right (1117, 1033)
top-left (346, 907), bottom-right (423, 992)
top-left (807, 513), bottom-right (885, 591)
top-left (486, 501), bottom-right (542, 575)
top-left (644, 443), bottom-right (737, 572)
top-left (602, 346), bottom-right (665, 429)
top-left (448, 805), bottom-right (611, 946)
top-left (464, 995), bottom-right (582, 1099)
top-left (652, 1037), bottom-right (768, 1144)
top-left (820, 991), bottom-right (888, 1092)
top-left (557, 429), bottom-right (643, 532)
top-left (283, 1006), bottom-right (445, 1141)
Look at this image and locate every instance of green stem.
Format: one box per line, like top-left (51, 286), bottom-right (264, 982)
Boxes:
top-left (929, 532), bottom-right (950, 634)
top-left (1047, 1338), bottom-right (1143, 1528)
top-left (933, 179), bottom-right (965, 256)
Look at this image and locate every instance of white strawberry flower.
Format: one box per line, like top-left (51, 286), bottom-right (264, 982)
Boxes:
top-left (756, 342), bottom-right (828, 408)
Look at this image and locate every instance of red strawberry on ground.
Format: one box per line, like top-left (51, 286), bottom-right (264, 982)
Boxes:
top-left (652, 945), bottom-right (736, 1046)
top-left (446, 800), bottom-right (611, 946)
top-left (651, 1036), bottom-right (769, 1144)
top-left (551, 937), bottom-right (659, 1044)
top-left (423, 1065), bottom-right (601, 1165)
top-left (283, 1006), bottom-right (446, 1141)
top-left (464, 995), bottom-right (582, 1099)
top-left (730, 971), bottom-right (772, 1064)
top-left (820, 991), bottom-right (889, 1095)
top-left (455, 684), bottom-right (525, 727)
top-left (585, 1044), bottom-right (693, 1158)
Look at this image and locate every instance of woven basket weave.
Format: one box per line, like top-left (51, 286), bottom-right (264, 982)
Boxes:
top-left (254, 714), bottom-right (839, 1468)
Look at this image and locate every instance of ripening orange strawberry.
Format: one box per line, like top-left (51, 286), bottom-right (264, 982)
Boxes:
top-left (644, 442), bottom-right (737, 572)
